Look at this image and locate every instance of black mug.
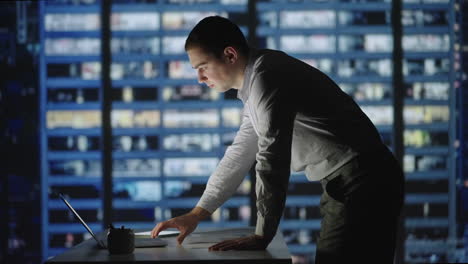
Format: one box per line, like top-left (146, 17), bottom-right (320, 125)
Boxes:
top-left (107, 226), bottom-right (135, 254)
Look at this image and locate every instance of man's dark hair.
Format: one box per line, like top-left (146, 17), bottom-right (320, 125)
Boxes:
top-left (185, 16), bottom-right (250, 58)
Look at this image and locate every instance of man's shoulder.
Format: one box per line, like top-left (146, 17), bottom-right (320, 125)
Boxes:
top-left (254, 48), bottom-right (287, 62)
top-left (250, 49), bottom-right (289, 74)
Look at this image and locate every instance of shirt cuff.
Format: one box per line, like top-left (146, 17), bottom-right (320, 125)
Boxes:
top-left (196, 195), bottom-right (218, 214)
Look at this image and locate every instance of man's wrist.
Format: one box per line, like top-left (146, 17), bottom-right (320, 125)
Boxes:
top-left (190, 206), bottom-right (211, 221)
top-left (255, 214), bottom-right (276, 244)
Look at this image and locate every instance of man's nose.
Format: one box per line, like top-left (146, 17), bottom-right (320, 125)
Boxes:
top-left (197, 70), bottom-right (206, 84)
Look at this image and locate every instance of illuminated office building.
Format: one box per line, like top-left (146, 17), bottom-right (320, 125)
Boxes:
top-left (0, 0), bottom-right (465, 263)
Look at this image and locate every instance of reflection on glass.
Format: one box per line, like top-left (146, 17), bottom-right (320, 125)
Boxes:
top-left (49, 160), bottom-right (101, 177)
top-left (48, 61), bottom-right (159, 80)
top-left (403, 0), bottom-right (449, 4)
top-left (403, 58), bottom-right (449, 76)
top-left (51, 186), bottom-right (99, 199)
top-left (167, 0), bottom-right (221, 4)
top-left (111, 209), bottom-right (156, 222)
top-left (338, 59), bottom-right (392, 77)
top-left (360, 106), bottom-right (393, 125)
top-left (235, 179), bottom-right (250, 196)
top-left (111, 61), bottom-right (159, 80)
top-left (281, 35), bottom-right (335, 53)
top-left (111, 12), bottom-right (159, 31)
top-left (48, 88), bottom-right (99, 103)
top-left (163, 109), bottom-right (219, 128)
top-left (258, 11), bottom-right (277, 28)
top-left (47, 110), bottom-right (101, 129)
top-left (405, 82), bottom-right (449, 100)
top-left (113, 159), bottom-right (160, 177)
top-left (338, 11), bottom-right (389, 26)
top-left (404, 106), bottom-right (449, 124)
top-left (162, 11), bottom-right (226, 30)
top-left (163, 133), bottom-right (220, 152)
top-left (283, 228), bottom-right (314, 246)
top-left (222, 107), bottom-right (242, 127)
top-left (164, 181), bottom-right (208, 198)
top-left (114, 181), bottom-right (161, 201)
top-left (163, 85), bottom-right (219, 101)
top-left (339, 35), bottom-right (392, 53)
top-left (45, 14), bottom-right (100, 31)
top-left (222, 132), bottom-right (237, 147)
top-left (162, 36), bottom-right (186, 54)
top-left (301, 59), bottom-right (333, 75)
top-left (402, 10), bottom-right (448, 27)
top-left (339, 83), bottom-right (390, 101)
top-left (339, 0), bottom-right (390, 3)
top-left (112, 37), bottom-right (159, 55)
top-left (81, 62), bottom-right (101, 79)
top-left (280, 10), bottom-right (335, 28)
top-left (220, 0), bottom-right (247, 4)
top-left (168, 61), bottom-right (197, 79)
top-left (402, 34), bottom-right (450, 52)
top-left (404, 130), bottom-right (448, 148)
top-left (238, 205), bottom-right (251, 221)
top-left (163, 157), bottom-right (219, 176)
top-left (46, 0), bottom-right (98, 5)
top-left (112, 87), bottom-right (158, 102)
top-left (262, 36), bottom-right (277, 50)
top-left (45, 38), bottom-right (100, 55)
top-left (165, 181), bottom-right (192, 198)
top-left (112, 0), bottom-right (157, 3)
top-left (404, 155), bottom-right (447, 173)
top-left (49, 135), bottom-right (100, 152)
top-left (111, 110), bottom-right (160, 128)
top-left (113, 135), bottom-right (158, 151)
top-left (47, 63), bottom-right (95, 78)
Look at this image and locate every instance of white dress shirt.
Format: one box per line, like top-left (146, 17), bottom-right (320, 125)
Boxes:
top-left (196, 48), bottom-right (385, 242)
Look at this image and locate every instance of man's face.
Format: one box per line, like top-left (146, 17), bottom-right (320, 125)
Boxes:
top-left (187, 46), bottom-right (236, 93)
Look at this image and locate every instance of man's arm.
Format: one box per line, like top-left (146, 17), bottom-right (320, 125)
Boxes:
top-left (196, 106), bottom-right (258, 212)
top-left (151, 106), bottom-right (258, 243)
top-left (209, 72), bottom-right (296, 251)
top-left (251, 72), bottom-right (296, 244)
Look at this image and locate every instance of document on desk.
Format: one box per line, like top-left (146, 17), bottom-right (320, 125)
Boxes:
top-left (135, 230), bottom-right (180, 237)
top-left (136, 228), bottom-right (255, 249)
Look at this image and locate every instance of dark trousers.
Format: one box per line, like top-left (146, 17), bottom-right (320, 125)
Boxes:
top-left (315, 148), bottom-right (404, 264)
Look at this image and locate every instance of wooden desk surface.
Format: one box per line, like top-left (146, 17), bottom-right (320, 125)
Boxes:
top-left (45, 227), bottom-right (292, 264)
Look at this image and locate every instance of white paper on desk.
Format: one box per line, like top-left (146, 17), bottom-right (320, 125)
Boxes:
top-left (135, 230), bottom-right (180, 236)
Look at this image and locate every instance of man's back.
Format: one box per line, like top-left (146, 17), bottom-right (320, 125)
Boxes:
top-left (240, 48), bottom-right (385, 180)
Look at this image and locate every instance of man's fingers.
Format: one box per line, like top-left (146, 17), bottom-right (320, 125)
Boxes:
top-left (176, 229), bottom-right (191, 245)
top-left (151, 223), bottom-right (163, 238)
top-left (209, 239), bottom-right (240, 251)
top-left (151, 221), bottom-right (174, 238)
top-left (215, 242), bottom-right (239, 251)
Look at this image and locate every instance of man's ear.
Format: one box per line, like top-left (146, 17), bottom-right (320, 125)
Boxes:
top-left (223, 46), bottom-right (238, 64)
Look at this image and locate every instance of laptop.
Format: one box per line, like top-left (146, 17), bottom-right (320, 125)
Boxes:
top-left (59, 193), bottom-right (168, 249)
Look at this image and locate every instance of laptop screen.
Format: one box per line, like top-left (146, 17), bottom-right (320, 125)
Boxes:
top-left (59, 193), bottom-right (106, 248)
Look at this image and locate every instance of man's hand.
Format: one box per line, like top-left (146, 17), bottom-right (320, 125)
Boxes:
top-left (151, 207), bottom-right (210, 245)
top-left (208, 235), bottom-right (268, 251)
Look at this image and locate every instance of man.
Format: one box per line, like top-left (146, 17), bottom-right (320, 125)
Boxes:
top-left (151, 16), bottom-right (404, 263)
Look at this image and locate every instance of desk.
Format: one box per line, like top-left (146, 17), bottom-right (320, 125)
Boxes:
top-left (45, 227), bottom-right (292, 263)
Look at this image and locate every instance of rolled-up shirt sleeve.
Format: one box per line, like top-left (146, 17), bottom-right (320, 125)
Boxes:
top-left (196, 106), bottom-right (258, 213)
top-left (251, 72), bottom-right (295, 243)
